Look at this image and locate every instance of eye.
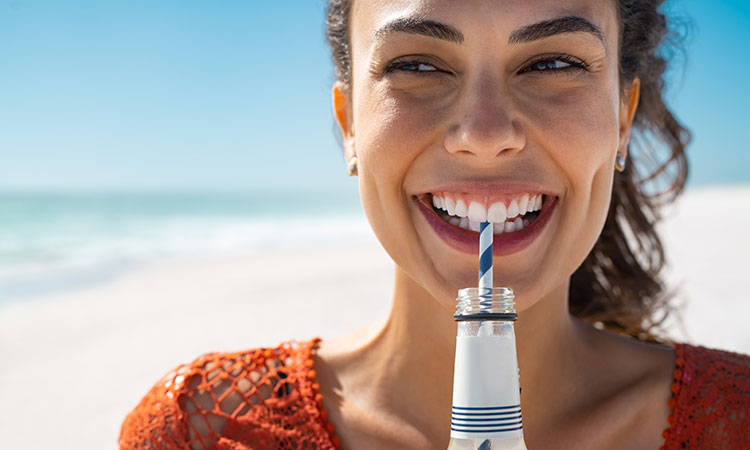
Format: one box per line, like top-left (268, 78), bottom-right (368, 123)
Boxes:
top-left (532, 59), bottom-right (571, 70)
top-left (519, 55), bottom-right (588, 74)
top-left (385, 59), bottom-right (441, 74)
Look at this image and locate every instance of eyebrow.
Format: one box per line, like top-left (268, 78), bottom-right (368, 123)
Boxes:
top-left (508, 16), bottom-right (605, 46)
top-left (374, 15), bottom-right (604, 47)
top-left (374, 17), bottom-right (464, 44)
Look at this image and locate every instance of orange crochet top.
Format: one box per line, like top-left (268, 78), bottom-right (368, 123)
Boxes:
top-left (119, 340), bottom-right (750, 449)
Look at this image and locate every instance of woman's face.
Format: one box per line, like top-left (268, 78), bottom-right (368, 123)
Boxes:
top-left (334, 0), bottom-right (638, 311)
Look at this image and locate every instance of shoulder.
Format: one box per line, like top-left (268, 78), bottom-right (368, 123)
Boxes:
top-left (119, 339), bottom-right (336, 450)
top-left (663, 343), bottom-right (750, 449)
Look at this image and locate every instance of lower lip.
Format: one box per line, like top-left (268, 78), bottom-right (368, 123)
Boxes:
top-left (415, 196), bottom-right (558, 256)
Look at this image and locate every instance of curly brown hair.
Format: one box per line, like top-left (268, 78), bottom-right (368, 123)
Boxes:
top-left (325, 0), bottom-right (691, 342)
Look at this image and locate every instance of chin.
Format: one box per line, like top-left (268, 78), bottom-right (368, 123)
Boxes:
top-left (422, 276), bottom-right (470, 311)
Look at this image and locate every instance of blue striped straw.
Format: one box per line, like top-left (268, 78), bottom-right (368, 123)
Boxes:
top-left (478, 222), bottom-right (493, 310)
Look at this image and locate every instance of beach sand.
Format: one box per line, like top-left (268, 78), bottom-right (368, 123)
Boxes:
top-left (1, 184), bottom-right (747, 449)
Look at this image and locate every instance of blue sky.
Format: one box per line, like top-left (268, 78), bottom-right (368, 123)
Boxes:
top-left (0, 0), bottom-right (748, 192)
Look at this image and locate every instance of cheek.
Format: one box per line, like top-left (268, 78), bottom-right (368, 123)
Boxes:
top-left (520, 84), bottom-right (620, 173)
top-left (357, 84), bottom-right (455, 150)
top-left (352, 82), bottom-right (463, 297)
top-left (351, 86), bottom-right (429, 262)
top-left (353, 83), bottom-right (454, 198)
top-left (518, 84), bottom-right (621, 285)
top-left (519, 81), bottom-right (620, 207)
top-left (552, 89), bottom-right (619, 228)
top-left (355, 91), bottom-right (407, 214)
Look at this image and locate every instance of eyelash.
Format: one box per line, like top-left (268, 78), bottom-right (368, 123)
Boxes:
top-left (384, 59), bottom-right (441, 74)
top-left (384, 54), bottom-right (589, 75)
top-left (519, 54), bottom-right (589, 74)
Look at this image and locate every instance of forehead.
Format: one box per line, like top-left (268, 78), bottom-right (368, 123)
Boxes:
top-left (350, 0), bottom-right (618, 50)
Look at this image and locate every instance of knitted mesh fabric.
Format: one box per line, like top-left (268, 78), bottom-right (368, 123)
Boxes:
top-left (121, 340), bottom-right (750, 449)
top-left (661, 343), bottom-right (750, 450)
top-left (119, 339), bottom-right (338, 450)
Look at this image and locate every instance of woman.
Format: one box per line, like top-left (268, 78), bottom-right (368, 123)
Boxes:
top-left (120, 0), bottom-right (750, 448)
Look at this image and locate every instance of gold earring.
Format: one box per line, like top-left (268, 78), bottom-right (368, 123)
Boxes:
top-left (346, 156), bottom-right (358, 176)
top-left (615, 153), bottom-right (626, 173)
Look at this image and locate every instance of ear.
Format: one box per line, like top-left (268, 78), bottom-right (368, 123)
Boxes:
top-left (618, 77), bottom-right (640, 159)
top-left (332, 81), bottom-right (356, 161)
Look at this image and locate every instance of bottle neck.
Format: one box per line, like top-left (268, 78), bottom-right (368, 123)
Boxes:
top-left (454, 287), bottom-right (516, 319)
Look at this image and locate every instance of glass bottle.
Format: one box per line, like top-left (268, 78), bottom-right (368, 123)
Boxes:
top-left (447, 287), bottom-right (528, 450)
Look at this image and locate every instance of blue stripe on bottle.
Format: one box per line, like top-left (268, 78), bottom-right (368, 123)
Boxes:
top-left (451, 404), bottom-right (523, 434)
top-left (451, 419), bottom-right (523, 428)
top-left (450, 424), bottom-right (524, 433)
top-left (451, 412), bottom-right (521, 423)
top-left (452, 410), bottom-right (521, 417)
top-left (452, 405), bottom-right (520, 410)
top-left (451, 414), bottom-right (522, 422)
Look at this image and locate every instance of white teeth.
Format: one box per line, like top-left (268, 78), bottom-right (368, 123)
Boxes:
top-left (507, 199), bottom-right (519, 219)
top-left (467, 201), bottom-right (487, 223)
top-left (487, 202), bottom-right (507, 223)
top-left (518, 194), bottom-right (529, 215)
top-left (528, 195), bottom-right (537, 212)
top-left (454, 199), bottom-right (468, 218)
top-left (433, 192), bottom-right (549, 231)
top-left (445, 197), bottom-right (456, 216)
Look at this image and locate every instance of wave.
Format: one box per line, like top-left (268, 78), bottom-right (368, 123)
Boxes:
top-left (0, 191), bottom-right (370, 303)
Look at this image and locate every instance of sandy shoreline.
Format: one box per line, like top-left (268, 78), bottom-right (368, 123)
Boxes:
top-left (0, 239), bottom-right (394, 449)
top-left (1, 184), bottom-right (748, 449)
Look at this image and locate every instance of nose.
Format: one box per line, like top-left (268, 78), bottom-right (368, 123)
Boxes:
top-left (443, 75), bottom-right (525, 160)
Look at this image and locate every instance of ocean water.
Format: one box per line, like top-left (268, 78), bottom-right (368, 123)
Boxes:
top-left (0, 190), bottom-right (367, 303)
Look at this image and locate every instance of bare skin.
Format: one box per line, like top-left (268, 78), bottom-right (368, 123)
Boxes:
top-left (317, 0), bottom-right (676, 448)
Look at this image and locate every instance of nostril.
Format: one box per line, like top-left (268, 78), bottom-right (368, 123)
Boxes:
top-left (443, 112), bottom-right (526, 159)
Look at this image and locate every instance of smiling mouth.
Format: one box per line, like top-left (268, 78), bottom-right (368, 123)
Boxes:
top-left (426, 192), bottom-right (548, 233)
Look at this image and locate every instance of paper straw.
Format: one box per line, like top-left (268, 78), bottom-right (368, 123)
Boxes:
top-left (478, 222), bottom-right (493, 298)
